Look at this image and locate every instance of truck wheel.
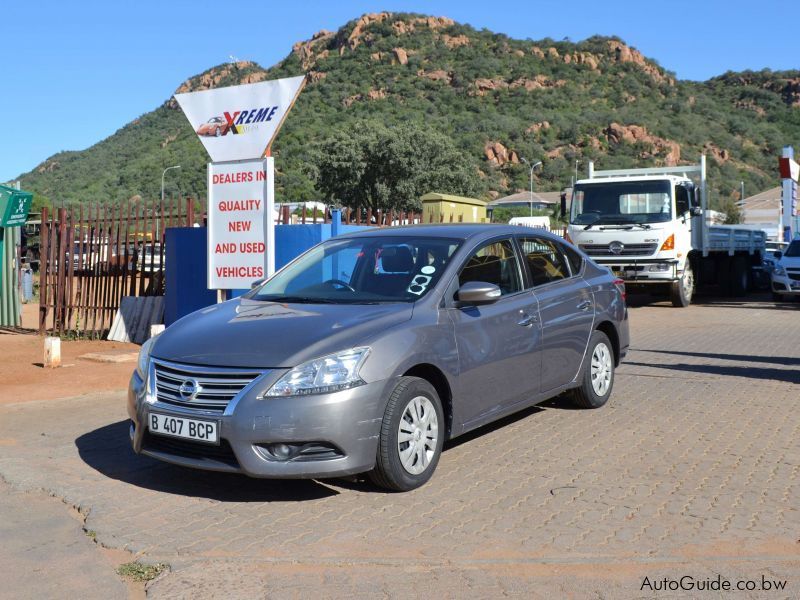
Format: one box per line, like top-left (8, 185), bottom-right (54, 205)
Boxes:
top-left (670, 262), bottom-right (694, 307)
top-left (369, 377), bottom-right (444, 492)
top-left (730, 256), bottom-right (749, 297)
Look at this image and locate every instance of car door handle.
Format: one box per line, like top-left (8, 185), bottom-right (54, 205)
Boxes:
top-left (577, 300), bottom-right (593, 311)
top-left (518, 311), bottom-right (538, 327)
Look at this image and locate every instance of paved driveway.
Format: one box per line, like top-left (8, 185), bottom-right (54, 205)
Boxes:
top-left (1, 295), bottom-right (798, 598)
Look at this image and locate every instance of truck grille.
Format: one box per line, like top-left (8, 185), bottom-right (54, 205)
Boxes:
top-left (153, 360), bottom-right (264, 413)
top-left (579, 243), bottom-right (658, 257)
top-left (787, 270), bottom-right (800, 282)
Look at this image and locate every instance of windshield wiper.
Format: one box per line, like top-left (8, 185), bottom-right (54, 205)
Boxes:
top-left (257, 296), bottom-right (341, 304)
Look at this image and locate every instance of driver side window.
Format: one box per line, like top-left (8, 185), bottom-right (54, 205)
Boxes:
top-left (675, 185), bottom-right (691, 215)
top-left (457, 239), bottom-right (522, 297)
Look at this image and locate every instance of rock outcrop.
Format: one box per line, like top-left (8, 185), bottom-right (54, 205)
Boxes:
top-left (472, 76), bottom-right (566, 96)
top-left (607, 41), bottom-right (674, 85)
top-left (604, 123), bottom-right (681, 166)
top-left (484, 141), bottom-right (519, 166)
top-left (418, 69), bottom-right (451, 83)
top-left (525, 121), bottom-right (551, 135)
top-left (393, 48), bottom-right (408, 65)
top-left (442, 34), bottom-right (470, 48)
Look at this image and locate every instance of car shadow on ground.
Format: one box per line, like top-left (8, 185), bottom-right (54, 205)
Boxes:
top-left (75, 420), bottom-right (340, 502)
top-left (627, 291), bottom-right (799, 311)
top-left (623, 360), bottom-right (800, 385)
top-left (634, 348), bottom-right (800, 367)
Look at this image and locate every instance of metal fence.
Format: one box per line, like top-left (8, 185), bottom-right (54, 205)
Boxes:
top-left (37, 198), bottom-right (200, 337)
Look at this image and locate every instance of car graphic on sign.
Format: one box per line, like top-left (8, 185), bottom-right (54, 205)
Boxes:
top-left (196, 116), bottom-right (230, 137)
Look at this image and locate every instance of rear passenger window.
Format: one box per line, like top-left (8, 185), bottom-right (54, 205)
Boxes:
top-left (518, 237), bottom-right (570, 287)
top-left (458, 239), bottom-right (523, 296)
top-left (561, 243), bottom-right (584, 276)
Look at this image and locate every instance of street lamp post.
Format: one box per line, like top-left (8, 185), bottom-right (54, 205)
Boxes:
top-left (521, 158), bottom-right (542, 217)
top-left (161, 165), bottom-right (181, 204)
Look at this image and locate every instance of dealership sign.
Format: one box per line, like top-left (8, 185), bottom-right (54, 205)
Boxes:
top-left (174, 76), bottom-right (305, 162)
top-left (207, 158), bottom-right (275, 289)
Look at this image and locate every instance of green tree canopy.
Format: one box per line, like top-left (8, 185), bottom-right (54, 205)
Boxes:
top-left (315, 122), bottom-right (481, 211)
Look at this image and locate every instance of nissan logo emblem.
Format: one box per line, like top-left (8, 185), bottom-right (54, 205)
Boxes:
top-left (609, 241), bottom-right (624, 255)
top-left (178, 379), bottom-right (201, 401)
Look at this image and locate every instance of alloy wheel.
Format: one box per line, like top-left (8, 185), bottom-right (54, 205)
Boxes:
top-left (397, 396), bottom-right (439, 475)
top-left (590, 342), bottom-right (613, 396)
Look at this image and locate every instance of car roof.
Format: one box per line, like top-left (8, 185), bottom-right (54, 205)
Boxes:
top-left (337, 223), bottom-right (563, 242)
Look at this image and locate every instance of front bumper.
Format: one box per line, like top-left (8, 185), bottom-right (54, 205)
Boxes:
top-left (771, 275), bottom-right (800, 296)
top-left (593, 258), bottom-right (680, 283)
top-left (127, 369), bottom-right (391, 479)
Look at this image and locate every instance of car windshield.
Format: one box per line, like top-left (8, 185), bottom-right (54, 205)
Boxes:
top-left (784, 240), bottom-right (800, 258)
top-left (248, 236), bottom-right (462, 304)
top-left (571, 180), bottom-right (673, 225)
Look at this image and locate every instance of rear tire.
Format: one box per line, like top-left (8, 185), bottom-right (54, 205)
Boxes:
top-left (730, 256), bottom-right (749, 297)
top-left (670, 261), bottom-right (694, 307)
top-left (369, 377), bottom-right (444, 492)
top-left (570, 330), bottom-right (615, 409)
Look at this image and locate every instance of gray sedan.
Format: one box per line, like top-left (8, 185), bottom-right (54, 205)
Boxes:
top-left (128, 225), bottom-right (629, 491)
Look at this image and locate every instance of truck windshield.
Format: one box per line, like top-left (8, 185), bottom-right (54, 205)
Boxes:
top-left (571, 180), bottom-right (672, 225)
top-left (248, 236), bottom-right (461, 304)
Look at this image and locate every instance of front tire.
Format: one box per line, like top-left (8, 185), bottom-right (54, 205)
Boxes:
top-left (570, 331), bottom-right (615, 409)
top-left (670, 261), bottom-right (694, 307)
top-left (369, 377), bottom-right (444, 492)
top-left (772, 291), bottom-right (783, 302)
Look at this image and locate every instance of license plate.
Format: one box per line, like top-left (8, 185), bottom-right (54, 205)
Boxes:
top-left (148, 412), bottom-right (219, 444)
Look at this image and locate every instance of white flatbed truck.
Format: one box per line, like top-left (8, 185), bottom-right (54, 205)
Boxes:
top-left (565, 156), bottom-right (766, 307)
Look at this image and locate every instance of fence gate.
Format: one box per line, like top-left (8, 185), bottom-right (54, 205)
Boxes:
top-left (38, 198), bottom-right (200, 337)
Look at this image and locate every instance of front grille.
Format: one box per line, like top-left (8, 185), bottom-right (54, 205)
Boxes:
top-left (142, 430), bottom-right (239, 468)
top-left (788, 273), bottom-right (800, 281)
top-left (580, 243), bottom-right (658, 257)
top-left (153, 360), bottom-right (263, 413)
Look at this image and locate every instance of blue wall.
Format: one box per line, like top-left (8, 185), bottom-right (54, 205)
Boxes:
top-left (164, 227), bottom-right (217, 326)
top-left (165, 223), bottom-right (372, 324)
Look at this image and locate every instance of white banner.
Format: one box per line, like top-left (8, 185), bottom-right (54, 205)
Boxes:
top-left (207, 158), bottom-right (275, 289)
top-left (175, 76), bottom-right (305, 162)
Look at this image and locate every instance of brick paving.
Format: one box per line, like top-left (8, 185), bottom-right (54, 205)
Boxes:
top-left (0, 294), bottom-right (798, 598)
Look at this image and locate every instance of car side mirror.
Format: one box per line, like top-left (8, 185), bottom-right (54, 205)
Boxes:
top-left (456, 281), bottom-right (502, 305)
top-left (773, 251), bottom-right (782, 260)
top-left (250, 277), bottom-right (267, 289)
top-left (690, 207), bottom-right (703, 217)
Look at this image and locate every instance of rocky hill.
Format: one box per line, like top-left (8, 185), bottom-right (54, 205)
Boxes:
top-left (19, 12), bottom-right (800, 207)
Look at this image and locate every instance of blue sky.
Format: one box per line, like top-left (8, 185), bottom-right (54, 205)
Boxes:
top-left (1, 0), bottom-right (793, 182)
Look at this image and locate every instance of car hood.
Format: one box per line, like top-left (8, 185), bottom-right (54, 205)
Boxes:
top-left (151, 298), bottom-right (414, 368)
top-left (777, 256), bottom-right (800, 268)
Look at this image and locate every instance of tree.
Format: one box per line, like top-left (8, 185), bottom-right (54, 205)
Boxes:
top-left (315, 122), bottom-right (481, 211)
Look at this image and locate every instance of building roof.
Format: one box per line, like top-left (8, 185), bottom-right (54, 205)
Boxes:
top-left (741, 186), bottom-right (782, 225)
top-left (420, 192), bottom-right (487, 207)
top-left (488, 190), bottom-right (565, 207)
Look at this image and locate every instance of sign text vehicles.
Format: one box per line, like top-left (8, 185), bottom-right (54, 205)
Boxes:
top-left (207, 158), bottom-right (275, 289)
top-left (174, 76), bottom-right (305, 162)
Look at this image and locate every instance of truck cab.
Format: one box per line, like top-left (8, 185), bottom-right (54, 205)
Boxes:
top-left (566, 157), bottom-right (764, 307)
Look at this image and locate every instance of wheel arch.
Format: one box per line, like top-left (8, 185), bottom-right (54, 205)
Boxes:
top-left (594, 320), bottom-right (620, 366)
top-left (402, 363), bottom-right (454, 438)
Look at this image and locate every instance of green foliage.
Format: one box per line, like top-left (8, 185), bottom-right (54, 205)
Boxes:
top-left (491, 207), bottom-right (551, 223)
top-left (315, 122), bottom-right (480, 210)
top-left (14, 14), bottom-right (800, 208)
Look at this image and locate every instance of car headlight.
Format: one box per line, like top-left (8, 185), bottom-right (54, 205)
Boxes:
top-left (263, 347), bottom-right (370, 397)
top-left (774, 265), bottom-right (786, 277)
top-left (136, 336), bottom-right (157, 379)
